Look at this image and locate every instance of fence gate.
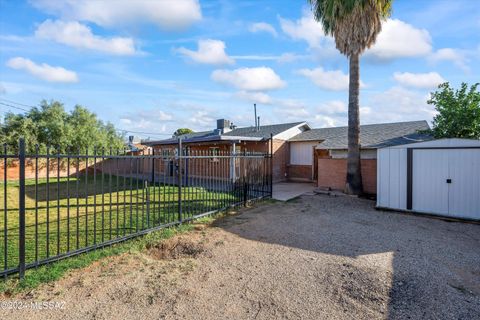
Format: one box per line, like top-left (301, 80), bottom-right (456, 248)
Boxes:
top-left (1, 139), bottom-right (272, 278)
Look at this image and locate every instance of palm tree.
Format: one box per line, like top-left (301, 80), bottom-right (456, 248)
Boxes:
top-left (309, 0), bottom-right (392, 194)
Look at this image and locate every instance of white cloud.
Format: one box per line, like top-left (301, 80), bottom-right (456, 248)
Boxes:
top-left (298, 67), bottom-right (355, 91)
top-left (429, 48), bottom-right (469, 72)
top-left (365, 86), bottom-right (435, 123)
top-left (277, 52), bottom-right (305, 63)
top-left (235, 91), bottom-right (273, 104)
top-left (249, 22), bottom-right (278, 37)
top-left (275, 107), bottom-right (310, 122)
top-left (176, 39), bottom-right (234, 65)
top-left (279, 10), bottom-right (328, 48)
top-left (187, 110), bottom-right (215, 129)
top-left (35, 20), bottom-right (137, 55)
top-left (119, 109), bottom-right (173, 134)
top-left (31, 0), bottom-right (202, 30)
top-left (276, 98), bottom-right (305, 109)
top-left (360, 106), bottom-right (372, 115)
top-left (231, 52), bottom-right (307, 63)
top-left (312, 115), bottom-right (339, 128)
top-left (6, 57), bottom-right (78, 83)
top-left (317, 100), bottom-right (347, 114)
top-left (211, 67), bottom-right (286, 91)
top-left (393, 72), bottom-right (445, 89)
top-left (367, 19), bottom-right (432, 59)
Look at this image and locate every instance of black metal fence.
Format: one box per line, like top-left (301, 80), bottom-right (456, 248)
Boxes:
top-left (1, 139), bottom-right (272, 278)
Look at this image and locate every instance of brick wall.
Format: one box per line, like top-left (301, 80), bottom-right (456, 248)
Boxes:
top-left (271, 139), bottom-right (288, 182)
top-left (150, 139), bottom-right (288, 183)
top-left (317, 158), bottom-right (377, 194)
top-left (1, 161), bottom-right (87, 180)
top-left (287, 165), bottom-right (312, 181)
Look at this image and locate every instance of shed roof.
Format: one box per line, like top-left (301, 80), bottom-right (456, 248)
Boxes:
top-left (289, 120), bottom-right (432, 149)
top-left (383, 138), bottom-right (480, 149)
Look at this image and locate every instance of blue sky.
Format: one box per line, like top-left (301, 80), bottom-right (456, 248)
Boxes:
top-left (0, 0), bottom-right (479, 139)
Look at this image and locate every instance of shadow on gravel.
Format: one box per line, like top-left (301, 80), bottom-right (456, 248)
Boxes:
top-left (213, 195), bottom-right (480, 319)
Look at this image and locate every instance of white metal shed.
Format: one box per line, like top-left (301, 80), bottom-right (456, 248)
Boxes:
top-left (377, 138), bottom-right (480, 220)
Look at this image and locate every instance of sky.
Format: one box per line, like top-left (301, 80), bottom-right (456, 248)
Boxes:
top-left (0, 0), bottom-right (479, 140)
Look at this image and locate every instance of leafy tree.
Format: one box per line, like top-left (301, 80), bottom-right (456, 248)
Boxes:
top-left (429, 82), bottom-right (480, 139)
top-left (1, 113), bottom-right (38, 152)
top-left (0, 100), bottom-right (125, 154)
top-left (309, 0), bottom-right (392, 195)
top-left (174, 128), bottom-right (194, 136)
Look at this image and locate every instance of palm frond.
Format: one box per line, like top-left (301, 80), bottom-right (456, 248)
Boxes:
top-left (309, 0), bottom-right (393, 56)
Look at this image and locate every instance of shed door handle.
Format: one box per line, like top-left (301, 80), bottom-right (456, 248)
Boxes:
top-left (446, 179), bottom-right (452, 184)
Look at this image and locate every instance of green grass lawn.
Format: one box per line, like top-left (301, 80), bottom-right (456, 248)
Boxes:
top-left (0, 175), bottom-right (240, 272)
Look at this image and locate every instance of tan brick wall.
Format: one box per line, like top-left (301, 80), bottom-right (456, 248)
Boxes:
top-left (1, 161), bottom-right (87, 180)
top-left (287, 165), bottom-right (312, 181)
top-left (317, 158), bottom-right (377, 194)
top-left (271, 139), bottom-right (288, 182)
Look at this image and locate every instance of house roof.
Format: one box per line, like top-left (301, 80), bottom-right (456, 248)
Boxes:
top-left (223, 122), bottom-right (306, 139)
top-left (143, 121), bottom-right (306, 145)
top-left (289, 120), bottom-right (432, 149)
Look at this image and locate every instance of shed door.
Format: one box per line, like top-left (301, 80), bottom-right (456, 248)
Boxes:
top-left (412, 149), bottom-right (480, 219)
top-left (412, 149), bottom-right (449, 215)
top-left (448, 149), bottom-right (480, 219)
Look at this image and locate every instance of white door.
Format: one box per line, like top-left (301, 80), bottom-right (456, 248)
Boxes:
top-left (448, 149), bottom-right (480, 219)
top-left (412, 149), bottom-right (449, 215)
top-left (412, 149), bottom-right (480, 219)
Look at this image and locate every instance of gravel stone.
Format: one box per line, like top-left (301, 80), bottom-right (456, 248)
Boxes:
top-left (1, 194), bottom-right (479, 320)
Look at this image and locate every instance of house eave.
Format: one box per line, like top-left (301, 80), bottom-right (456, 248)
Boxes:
top-left (143, 135), bottom-right (264, 146)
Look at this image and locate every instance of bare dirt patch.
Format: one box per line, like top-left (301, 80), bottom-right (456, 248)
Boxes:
top-left (1, 195), bottom-right (479, 320)
top-left (148, 237), bottom-right (207, 260)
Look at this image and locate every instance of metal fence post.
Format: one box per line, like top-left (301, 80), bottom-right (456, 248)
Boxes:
top-left (145, 180), bottom-right (150, 226)
top-left (177, 138), bottom-right (183, 223)
top-left (243, 150), bottom-right (247, 207)
top-left (151, 148), bottom-right (155, 183)
top-left (270, 133), bottom-right (273, 198)
top-left (18, 138), bottom-right (26, 279)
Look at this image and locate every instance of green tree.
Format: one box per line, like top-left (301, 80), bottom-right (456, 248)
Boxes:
top-left (429, 82), bottom-right (480, 139)
top-left (174, 128), bottom-right (194, 136)
top-left (1, 112), bottom-right (38, 153)
top-left (29, 100), bottom-right (71, 152)
top-left (0, 100), bottom-right (125, 154)
top-left (309, 0), bottom-right (392, 195)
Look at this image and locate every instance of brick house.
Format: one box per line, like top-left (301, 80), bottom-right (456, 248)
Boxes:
top-left (142, 119), bottom-right (431, 194)
top-left (143, 120), bottom-right (310, 183)
top-left (288, 121), bottom-right (432, 194)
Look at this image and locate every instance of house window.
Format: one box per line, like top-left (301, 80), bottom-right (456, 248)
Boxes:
top-left (210, 147), bottom-right (220, 162)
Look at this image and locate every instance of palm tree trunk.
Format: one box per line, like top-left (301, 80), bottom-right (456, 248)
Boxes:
top-left (345, 53), bottom-right (363, 195)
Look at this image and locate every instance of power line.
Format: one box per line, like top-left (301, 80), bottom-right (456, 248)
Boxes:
top-left (0, 101), bottom-right (30, 112)
top-left (0, 98), bottom-right (35, 109)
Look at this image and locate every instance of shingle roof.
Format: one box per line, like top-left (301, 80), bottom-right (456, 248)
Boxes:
top-left (223, 122), bottom-right (305, 139)
top-left (143, 121), bottom-right (306, 145)
top-left (289, 120), bottom-right (432, 149)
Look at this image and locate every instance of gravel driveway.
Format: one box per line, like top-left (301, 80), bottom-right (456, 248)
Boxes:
top-left (2, 194), bottom-right (479, 319)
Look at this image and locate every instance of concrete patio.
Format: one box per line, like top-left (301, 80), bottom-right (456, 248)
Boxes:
top-left (272, 182), bottom-right (316, 201)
